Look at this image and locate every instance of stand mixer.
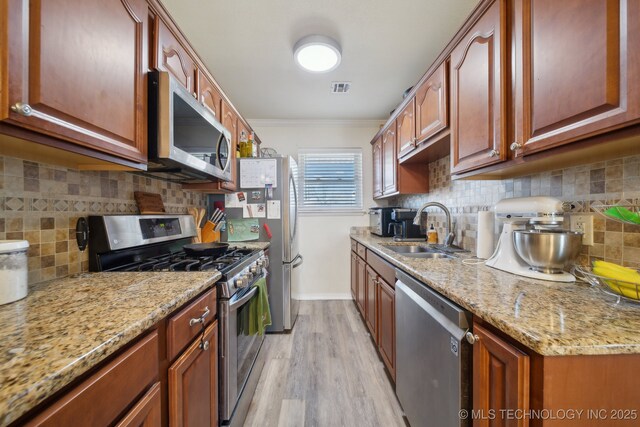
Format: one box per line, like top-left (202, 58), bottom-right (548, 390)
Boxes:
top-left (485, 196), bottom-right (580, 282)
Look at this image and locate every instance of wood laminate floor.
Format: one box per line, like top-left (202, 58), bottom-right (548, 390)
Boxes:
top-left (244, 300), bottom-right (406, 427)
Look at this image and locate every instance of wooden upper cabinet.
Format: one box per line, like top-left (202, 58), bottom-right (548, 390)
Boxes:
top-left (155, 19), bottom-right (197, 96)
top-left (415, 62), bottom-right (448, 144)
top-left (219, 100), bottom-right (238, 191)
top-left (450, 0), bottom-right (506, 174)
top-left (197, 70), bottom-right (222, 119)
top-left (512, 0), bottom-right (640, 157)
top-left (396, 98), bottom-right (416, 158)
top-left (473, 323), bottom-right (529, 427)
top-left (372, 137), bottom-right (383, 198)
top-left (3, 0), bottom-right (148, 164)
top-left (382, 127), bottom-right (397, 195)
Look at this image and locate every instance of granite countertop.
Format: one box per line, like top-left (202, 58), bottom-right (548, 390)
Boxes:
top-left (0, 271), bottom-right (221, 426)
top-left (351, 231), bottom-right (640, 357)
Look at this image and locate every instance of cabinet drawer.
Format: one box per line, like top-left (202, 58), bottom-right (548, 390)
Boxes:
top-left (167, 289), bottom-right (216, 361)
top-left (351, 239), bottom-right (358, 253)
top-left (26, 331), bottom-right (159, 427)
top-left (356, 243), bottom-right (367, 259)
top-left (366, 249), bottom-right (396, 288)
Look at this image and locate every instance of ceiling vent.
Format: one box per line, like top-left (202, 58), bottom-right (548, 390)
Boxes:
top-left (331, 81), bottom-right (351, 94)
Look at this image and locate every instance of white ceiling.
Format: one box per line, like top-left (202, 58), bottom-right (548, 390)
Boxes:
top-left (160, 0), bottom-right (478, 120)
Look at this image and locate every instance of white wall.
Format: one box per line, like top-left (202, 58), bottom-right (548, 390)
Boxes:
top-left (249, 120), bottom-right (384, 299)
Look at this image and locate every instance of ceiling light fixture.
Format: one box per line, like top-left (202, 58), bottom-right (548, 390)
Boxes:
top-left (293, 35), bottom-right (342, 73)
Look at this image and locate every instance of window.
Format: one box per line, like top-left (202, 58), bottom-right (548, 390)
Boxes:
top-left (298, 148), bottom-right (363, 214)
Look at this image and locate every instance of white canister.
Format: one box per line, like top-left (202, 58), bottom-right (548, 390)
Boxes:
top-left (0, 240), bottom-right (30, 305)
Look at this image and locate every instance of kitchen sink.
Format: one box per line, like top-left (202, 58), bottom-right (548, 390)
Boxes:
top-left (382, 244), bottom-right (453, 259)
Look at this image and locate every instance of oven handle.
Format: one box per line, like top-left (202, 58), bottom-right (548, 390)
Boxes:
top-left (229, 286), bottom-right (258, 312)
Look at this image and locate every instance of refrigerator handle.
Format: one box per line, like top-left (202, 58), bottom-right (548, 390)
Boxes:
top-left (292, 254), bottom-right (303, 269)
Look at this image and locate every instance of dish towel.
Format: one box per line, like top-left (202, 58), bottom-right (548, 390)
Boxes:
top-left (248, 277), bottom-right (271, 335)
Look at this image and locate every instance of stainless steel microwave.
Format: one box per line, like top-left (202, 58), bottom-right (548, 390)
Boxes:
top-left (147, 71), bottom-right (232, 182)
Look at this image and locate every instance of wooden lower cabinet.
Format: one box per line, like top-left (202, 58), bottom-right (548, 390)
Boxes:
top-left (25, 331), bottom-right (159, 427)
top-left (356, 256), bottom-right (367, 314)
top-left (473, 322), bottom-right (530, 427)
top-left (115, 382), bottom-right (162, 427)
top-left (350, 243), bottom-right (396, 381)
top-left (365, 266), bottom-right (378, 338)
top-left (377, 277), bottom-right (395, 380)
top-left (350, 251), bottom-right (358, 300)
top-left (168, 321), bottom-right (218, 427)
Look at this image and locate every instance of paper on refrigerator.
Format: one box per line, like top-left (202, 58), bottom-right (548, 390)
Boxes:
top-left (267, 200), bottom-right (281, 219)
top-left (243, 203), bottom-right (266, 218)
top-left (225, 192), bottom-right (247, 208)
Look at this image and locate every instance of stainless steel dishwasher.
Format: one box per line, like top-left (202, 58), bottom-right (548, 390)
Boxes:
top-left (395, 270), bottom-right (471, 427)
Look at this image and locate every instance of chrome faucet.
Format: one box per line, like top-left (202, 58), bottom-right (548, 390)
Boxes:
top-left (413, 202), bottom-right (456, 246)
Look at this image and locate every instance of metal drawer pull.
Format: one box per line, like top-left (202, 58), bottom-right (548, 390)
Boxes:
top-left (465, 331), bottom-right (480, 345)
top-left (189, 306), bottom-right (211, 326)
top-left (11, 102), bottom-right (33, 116)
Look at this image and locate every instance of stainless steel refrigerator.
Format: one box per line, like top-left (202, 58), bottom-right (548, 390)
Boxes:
top-left (221, 156), bottom-right (301, 332)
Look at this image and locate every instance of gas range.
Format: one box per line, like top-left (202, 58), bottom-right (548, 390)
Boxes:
top-left (88, 215), bottom-right (266, 298)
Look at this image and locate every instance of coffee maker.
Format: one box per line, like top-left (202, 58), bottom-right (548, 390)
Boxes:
top-left (388, 208), bottom-right (426, 240)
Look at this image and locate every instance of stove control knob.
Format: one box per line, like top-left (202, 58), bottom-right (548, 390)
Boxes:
top-left (250, 265), bottom-right (258, 274)
top-left (235, 277), bottom-right (245, 288)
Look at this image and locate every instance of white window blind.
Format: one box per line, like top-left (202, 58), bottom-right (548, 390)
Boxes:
top-left (298, 148), bottom-right (363, 213)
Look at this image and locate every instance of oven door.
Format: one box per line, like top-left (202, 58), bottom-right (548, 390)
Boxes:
top-left (219, 281), bottom-right (265, 422)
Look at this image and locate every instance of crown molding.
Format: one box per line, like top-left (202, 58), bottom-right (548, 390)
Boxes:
top-left (247, 119), bottom-right (385, 128)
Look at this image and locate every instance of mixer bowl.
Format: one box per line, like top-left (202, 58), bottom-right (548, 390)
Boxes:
top-left (513, 230), bottom-right (583, 273)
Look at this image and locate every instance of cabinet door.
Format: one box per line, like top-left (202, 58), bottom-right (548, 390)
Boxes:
top-left (450, 1), bottom-right (506, 174)
top-left (3, 0), bottom-right (148, 163)
top-left (513, 0), bottom-right (640, 157)
top-left (372, 137), bottom-right (383, 198)
top-left (155, 19), bottom-right (197, 96)
top-left (377, 277), bottom-right (395, 380)
top-left (350, 252), bottom-right (358, 300)
top-left (356, 256), bottom-right (366, 316)
top-left (168, 322), bottom-right (218, 427)
top-left (25, 331), bottom-right (159, 427)
top-left (219, 101), bottom-right (238, 191)
top-left (473, 323), bottom-right (529, 427)
top-left (381, 127), bottom-right (397, 195)
top-left (415, 62), bottom-right (448, 144)
top-left (197, 70), bottom-right (222, 119)
top-left (365, 266), bottom-right (378, 340)
top-left (115, 382), bottom-right (161, 427)
top-left (396, 98), bottom-right (416, 158)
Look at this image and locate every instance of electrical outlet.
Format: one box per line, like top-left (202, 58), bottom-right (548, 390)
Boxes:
top-left (570, 214), bottom-right (594, 246)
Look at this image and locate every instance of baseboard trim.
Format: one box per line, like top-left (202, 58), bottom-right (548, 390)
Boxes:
top-left (294, 293), bottom-right (353, 300)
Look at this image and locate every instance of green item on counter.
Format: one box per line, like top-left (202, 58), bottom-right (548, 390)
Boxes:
top-left (603, 207), bottom-right (640, 224)
top-left (247, 277), bottom-right (271, 335)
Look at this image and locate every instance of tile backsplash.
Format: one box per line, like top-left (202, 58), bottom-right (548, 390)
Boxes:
top-left (0, 155), bottom-right (206, 284)
top-left (393, 154), bottom-right (640, 268)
